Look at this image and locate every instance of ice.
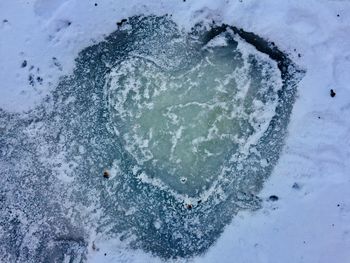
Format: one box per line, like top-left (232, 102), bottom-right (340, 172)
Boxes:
top-left (105, 23), bottom-right (281, 196)
top-left (0, 15), bottom-right (302, 260)
top-left (1, 0), bottom-right (350, 262)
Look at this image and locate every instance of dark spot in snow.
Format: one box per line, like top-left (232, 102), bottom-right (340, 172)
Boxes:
top-left (183, 0), bottom-right (186, 2)
top-left (186, 204), bottom-right (193, 210)
top-left (197, 200), bottom-right (202, 204)
top-left (29, 65), bottom-right (34, 71)
top-left (298, 53), bottom-right (301, 58)
top-left (36, 76), bottom-right (43, 84)
top-left (94, 3), bottom-right (98, 6)
top-left (271, 41), bottom-right (275, 46)
top-left (53, 20), bottom-right (72, 34)
top-left (3, 19), bottom-right (8, 23)
top-left (292, 182), bottom-right (300, 189)
top-left (116, 19), bottom-right (127, 27)
top-left (337, 204), bottom-right (340, 207)
top-left (28, 74), bottom-right (35, 86)
top-left (104, 253), bottom-right (107, 256)
top-left (330, 89), bottom-right (336, 97)
top-left (52, 57), bottom-right (63, 71)
top-left (294, 48), bottom-right (297, 52)
top-left (318, 116), bottom-right (321, 119)
top-left (268, 195), bottom-right (279, 201)
top-left (21, 60), bottom-right (27, 68)
top-left (332, 224), bottom-right (335, 227)
top-left (103, 170), bottom-right (110, 178)
top-left (337, 14), bottom-right (340, 17)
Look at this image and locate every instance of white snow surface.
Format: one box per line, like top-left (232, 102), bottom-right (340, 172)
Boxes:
top-left (1, 0), bottom-right (350, 262)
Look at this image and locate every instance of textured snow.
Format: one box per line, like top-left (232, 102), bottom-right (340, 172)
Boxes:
top-left (1, 0), bottom-right (350, 262)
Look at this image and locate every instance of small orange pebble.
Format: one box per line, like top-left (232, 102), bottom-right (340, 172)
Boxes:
top-left (186, 204), bottom-right (193, 210)
top-left (103, 170), bottom-right (110, 178)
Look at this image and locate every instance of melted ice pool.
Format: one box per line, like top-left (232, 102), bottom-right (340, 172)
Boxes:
top-left (105, 25), bottom-right (281, 196)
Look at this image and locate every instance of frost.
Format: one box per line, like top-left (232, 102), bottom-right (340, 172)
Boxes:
top-left (0, 15), bottom-right (303, 260)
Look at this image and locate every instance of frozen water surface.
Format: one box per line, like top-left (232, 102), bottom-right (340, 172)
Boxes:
top-left (0, 16), bottom-right (303, 261)
top-left (105, 22), bottom-right (281, 196)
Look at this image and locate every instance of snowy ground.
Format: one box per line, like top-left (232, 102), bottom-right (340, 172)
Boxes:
top-left (1, 0), bottom-right (350, 262)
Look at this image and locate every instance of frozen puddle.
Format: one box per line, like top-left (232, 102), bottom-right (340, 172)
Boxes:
top-left (105, 21), bottom-right (281, 196)
top-left (0, 16), bottom-right (304, 261)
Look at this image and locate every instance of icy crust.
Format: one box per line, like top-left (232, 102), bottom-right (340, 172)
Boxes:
top-left (0, 16), bottom-right (303, 260)
top-left (104, 24), bottom-right (282, 197)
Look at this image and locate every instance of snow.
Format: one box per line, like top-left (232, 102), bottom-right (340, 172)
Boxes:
top-left (1, 0), bottom-right (350, 262)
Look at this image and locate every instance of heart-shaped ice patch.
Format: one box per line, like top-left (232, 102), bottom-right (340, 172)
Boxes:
top-left (104, 24), bottom-right (281, 197)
